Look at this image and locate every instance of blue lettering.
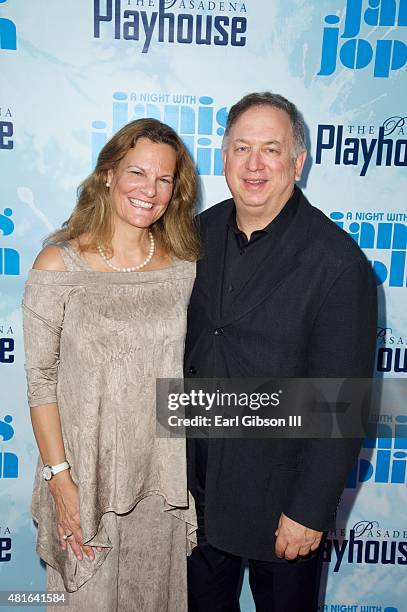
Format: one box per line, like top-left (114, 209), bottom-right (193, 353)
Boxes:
top-left (0, 337), bottom-right (14, 363)
top-left (0, 208), bottom-right (14, 236)
top-left (315, 125), bottom-right (335, 162)
top-left (141, 10), bottom-right (157, 52)
top-left (342, 0), bottom-right (363, 38)
top-left (364, 0), bottom-right (398, 27)
top-left (230, 17), bottom-right (246, 46)
top-left (112, 91), bottom-right (128, 134)
top-left (0, 0), bottom-right (16, 52)
top-left (348, 529), bottom-right (363, 564)
top-left (0, 415), bottom-right (14, 441)
top-left (316, 125), bottom-right (407, 176)
top-left (360, 138), bottom-right (377, 175)
top-left (0, 415), bottom-right (18, 479)
top-left (123, 10), bottom-right (139, 40)
top-left (0, 451), bottom-right (18, 478)
top-left (93, 0), bottom-right (246, 51)
top-left (91, 121), bottom-right (108, 169)
top-left (347, 449), bottom-right (407, 487)
top-left (340, 38), bottom-right (373, 69)
top-left (381, 540), bottom-right (397, 564)
top-left (395, 139), bottom-right (407, 165)
top-left (399, 542), bottom-right (407, 564)
top-left (158, 2), bottom-right (175, 43)
top-left (318, 15), bottom-right (340, 76)
top-left (365, 540), bottom-right (380, 563)
top-left (177, 13), bottom-right (194, 44)
top-left (196, 14), bottom-right (211, 45)
top-left (196, 137), bottom-right (211, 174)
top-left (333, 537), bottom-right (349, 571)
top-left (0, 248), bottom-right (20, 275)
top-left (392, 451), bottom-right (407, 482)
top-left (213, 16), bottom-right (229, 45)
top-left (395, 415), bottom-right (407, 449)
top-left (0, 121), bottom-right (13, 150)
top-left (374, 39), bottom-right (407, 77)
top-left (319, 1), bottom-right (406, 77)
top-left (198, 96), bottom-right (214, 135)
top-left (343, 138), bottom-right (359, 165)
top-left (91, 92), bottom-right (227, 175)
top-left (0, 538), bottom-right (11, 562)
top-left (93, 0), bottom-right (113, 38)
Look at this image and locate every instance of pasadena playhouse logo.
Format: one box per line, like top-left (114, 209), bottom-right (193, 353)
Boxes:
top-left (329, 209), bottom-right (407, 288)
top-left (94, 0), bottom-right (248, 53)
top-left (0, 414), bottom-right (18, 479)
top-left (315, 116), bottom-right (407, 176)
top-left (318, 0), bottom-right (406, 78)
top-left (91, 91), bottom-right (228, 175)
top-left (324, 520), bottom-right (407, 573)
top-left (0, 0), bottom-right (17, 51)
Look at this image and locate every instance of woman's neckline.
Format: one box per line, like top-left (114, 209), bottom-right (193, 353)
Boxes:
top-left (66, 240), bottom-right (179, 274)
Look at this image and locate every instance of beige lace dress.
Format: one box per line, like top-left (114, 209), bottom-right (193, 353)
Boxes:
top-left (22, 243), bottom-right (196, 605)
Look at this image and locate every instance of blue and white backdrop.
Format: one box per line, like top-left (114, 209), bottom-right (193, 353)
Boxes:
top-left (0, 1), bottom-right (406, 610)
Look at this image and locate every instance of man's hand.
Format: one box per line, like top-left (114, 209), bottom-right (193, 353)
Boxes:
top-left (275, 513), bottom-right (322, 560)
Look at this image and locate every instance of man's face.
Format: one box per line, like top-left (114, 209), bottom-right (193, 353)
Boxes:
top-left (222, 105), bottom-right (306, 219)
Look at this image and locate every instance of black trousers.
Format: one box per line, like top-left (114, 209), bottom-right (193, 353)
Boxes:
top-left (188, 541), bottom-right (323, 612)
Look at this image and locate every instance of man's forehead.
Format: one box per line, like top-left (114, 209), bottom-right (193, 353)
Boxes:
top-left (231, 137), bottom-right (282, 146)
top-left (228, 106), bottom-right (292, 139)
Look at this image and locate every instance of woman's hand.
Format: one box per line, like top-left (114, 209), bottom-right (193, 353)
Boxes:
top-left (48, 471), bottom-right (101, 561)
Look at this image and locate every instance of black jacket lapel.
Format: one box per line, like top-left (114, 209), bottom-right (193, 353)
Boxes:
top-left (215, 194), bottom-right (314, 326)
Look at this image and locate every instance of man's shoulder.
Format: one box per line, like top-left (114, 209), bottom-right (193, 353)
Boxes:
top-left (197, 198), bottom-right (234, 228)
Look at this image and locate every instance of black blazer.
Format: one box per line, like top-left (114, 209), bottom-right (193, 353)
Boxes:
top-left (184, 188), bottom-right (377, 562)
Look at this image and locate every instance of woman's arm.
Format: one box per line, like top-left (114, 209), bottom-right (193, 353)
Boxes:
top-left (30, 402), bottom-right (96, 560)
top-left (25, 246), bottom-right (98, 561)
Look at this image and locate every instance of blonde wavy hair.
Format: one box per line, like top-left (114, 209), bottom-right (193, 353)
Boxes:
top-left (47, 119), bottom-right (200, 261)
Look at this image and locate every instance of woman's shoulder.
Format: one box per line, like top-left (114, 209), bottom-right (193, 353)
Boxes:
top-left (32, 245), bottom-right (67, 271)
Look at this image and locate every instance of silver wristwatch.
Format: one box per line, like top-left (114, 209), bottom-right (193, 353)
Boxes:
top-left (41, 461), bottom-right (70, 481)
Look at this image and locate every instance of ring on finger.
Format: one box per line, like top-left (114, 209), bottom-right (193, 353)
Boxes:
top-left (63, 532), bottom-right (73, 540)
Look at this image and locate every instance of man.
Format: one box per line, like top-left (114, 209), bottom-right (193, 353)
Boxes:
top-left (184, 92), bottom-right (377, 611)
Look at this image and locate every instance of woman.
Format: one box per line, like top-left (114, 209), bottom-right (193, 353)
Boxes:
top-left (22, 118), bottom-right (200, 611)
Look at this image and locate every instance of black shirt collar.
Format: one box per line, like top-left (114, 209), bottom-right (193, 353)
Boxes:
top-left (227, 185), bottom-right (300, 247)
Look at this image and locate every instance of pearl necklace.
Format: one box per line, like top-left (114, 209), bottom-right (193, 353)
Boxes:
top-left (97, 231), bottom-right (155, 272)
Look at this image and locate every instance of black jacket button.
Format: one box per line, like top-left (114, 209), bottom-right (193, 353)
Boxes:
top-left (188, 366), bottom-right (197, 375)
top-left (214, 328), bottom-right (224, 336)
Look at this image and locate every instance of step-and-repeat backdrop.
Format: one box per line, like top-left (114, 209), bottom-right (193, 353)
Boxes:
top-left (0, 1), bottom-right (406, 610)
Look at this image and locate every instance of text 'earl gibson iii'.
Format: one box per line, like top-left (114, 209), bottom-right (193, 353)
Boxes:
top-left (168, 414), bottom-right (303, 428)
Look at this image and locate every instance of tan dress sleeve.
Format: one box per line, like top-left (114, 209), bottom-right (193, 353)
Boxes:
top-left (22, 270), bottom-right (70, 408)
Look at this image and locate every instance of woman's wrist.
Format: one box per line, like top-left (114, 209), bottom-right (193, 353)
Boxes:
top-left (47, 468), bottom-right (73, 493)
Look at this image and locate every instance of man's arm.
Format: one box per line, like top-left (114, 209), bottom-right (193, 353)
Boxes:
top-left (275, 256), bottom-right (377, 559)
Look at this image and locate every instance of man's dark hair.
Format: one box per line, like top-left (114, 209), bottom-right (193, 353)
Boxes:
top-left (223, 91), bottom-right (306, 157)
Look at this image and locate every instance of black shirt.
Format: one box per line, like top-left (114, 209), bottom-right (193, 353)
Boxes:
top-left (221, 186), bottom-right (300, 316)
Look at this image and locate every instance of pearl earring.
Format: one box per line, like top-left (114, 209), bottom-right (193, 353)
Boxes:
top-left (105, 182), bottom-right (110, 187)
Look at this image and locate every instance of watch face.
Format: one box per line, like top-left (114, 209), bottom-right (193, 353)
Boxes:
top-left (42, 465), bottom-right (52, 481)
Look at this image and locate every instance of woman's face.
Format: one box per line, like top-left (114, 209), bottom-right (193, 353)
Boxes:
top-left (107, 137), bottom-right (177, 231)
